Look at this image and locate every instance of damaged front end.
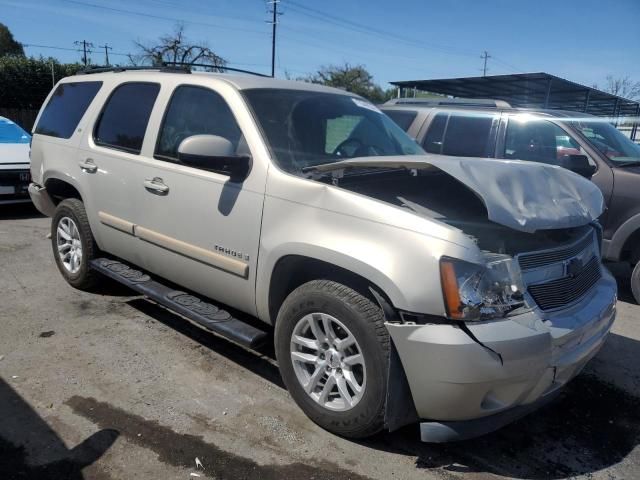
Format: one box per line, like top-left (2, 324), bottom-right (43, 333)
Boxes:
top-left (308, 155), bottom-right (616, 441)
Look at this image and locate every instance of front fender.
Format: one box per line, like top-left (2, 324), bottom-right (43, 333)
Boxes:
top-left (604, 212), bottom-right (640, 261)
top-left (255, 193), bottom-right (473, 322)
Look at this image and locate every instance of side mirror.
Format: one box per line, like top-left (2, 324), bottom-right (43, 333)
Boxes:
top-left (562, 154), bottom-right (597, 179)
top-left (177, 135), bottom-right (251, 181)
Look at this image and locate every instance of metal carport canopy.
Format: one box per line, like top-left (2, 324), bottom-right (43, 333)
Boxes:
top-left (391, 73), bottom-right (639, 137)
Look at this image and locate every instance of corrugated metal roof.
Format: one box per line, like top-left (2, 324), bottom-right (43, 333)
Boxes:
top-left (391, 72), bottom-right (640, 118)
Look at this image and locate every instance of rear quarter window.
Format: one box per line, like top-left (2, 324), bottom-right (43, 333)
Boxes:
top-left (383, 110), bottom-right (418, 132)
top-left (35, 81), bottom-right (102, 139)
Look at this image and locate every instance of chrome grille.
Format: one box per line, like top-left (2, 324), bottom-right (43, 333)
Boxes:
top-left (528, 257), bottom-right (601, 311)
top-left (518, 232), bottom-right (593, 270)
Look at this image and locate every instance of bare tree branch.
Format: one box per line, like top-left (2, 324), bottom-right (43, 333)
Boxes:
top-left (131, 24), bottom-right (226, 71)
top-left (595, 75), bottom-right (640, 100)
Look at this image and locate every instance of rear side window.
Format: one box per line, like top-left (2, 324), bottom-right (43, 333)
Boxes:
top-left (422, 113), bottom-right (447, 153)
top-left (384, 110), bottom-right (417, 132)
top-left (422, 111), bottom-right (495, 157)
top-left (35, 81), bottom-right (102, 139)
top-left (442, 114), bottom-right (494, 157)
top-left (94, 82), bottom-right (160, 154)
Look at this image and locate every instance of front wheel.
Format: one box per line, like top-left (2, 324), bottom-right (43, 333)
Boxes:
top-left (275, 280), bottom-right (389, 438)
top-left (631, 261), bottom-right (640, 304)
top-left (51, 198), bottom-right (100, 290)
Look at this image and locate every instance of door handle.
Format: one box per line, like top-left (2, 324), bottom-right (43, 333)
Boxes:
top-left (78, 158), bottom-right (98, 173)
top-left (144, 177), bottom-right (170, 195)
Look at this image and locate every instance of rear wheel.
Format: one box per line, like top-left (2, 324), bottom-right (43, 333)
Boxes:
top-left (51, 198), bottom-right (100, 290)
top-left (275, 280), bottom-right (389, 438)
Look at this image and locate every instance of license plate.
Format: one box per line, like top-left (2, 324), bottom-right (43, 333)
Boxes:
top-left (0, 186), bottom-right (15, 195)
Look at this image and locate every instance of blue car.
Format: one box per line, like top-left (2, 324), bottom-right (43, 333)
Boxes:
top-left (0, 116), bottom-right (31, 205)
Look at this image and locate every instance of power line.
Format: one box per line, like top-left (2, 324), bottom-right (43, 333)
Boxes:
top-left (22, 43), bottom-right (130, 57)
top-left (62, 0), bottom-right (269, 36)
top-left (284, 1), bottom-right (477, 58)
top-left (492, 56), bottom-right (524, 73)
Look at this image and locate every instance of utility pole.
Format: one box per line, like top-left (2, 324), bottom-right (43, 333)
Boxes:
top-left (50, 61), bottom-right (55, 87)
top-left (99, 44), bottom-right (113, 66)
top-left (481, 50), bottom-right (491, 77)
top-left (267, 0), bottom-right (281, 77)
top-left (74, 40), bottom-right (94, 66)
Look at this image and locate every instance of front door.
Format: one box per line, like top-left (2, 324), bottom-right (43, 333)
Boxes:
top-left (134, 84), bottom-right (266, 315)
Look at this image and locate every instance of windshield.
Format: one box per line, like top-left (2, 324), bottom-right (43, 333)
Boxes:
top-left (243, 88), bottom-right (424, 174)
top-left (571, 118), bottom-right (640, 164)
top-left (0, 119), bottom-right (31, 144)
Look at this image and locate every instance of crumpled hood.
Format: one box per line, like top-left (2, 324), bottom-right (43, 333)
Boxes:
top-left (309, 155), bottom-right (605, 233)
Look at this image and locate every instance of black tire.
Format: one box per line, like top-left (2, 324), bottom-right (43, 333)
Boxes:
top-left (631, 261), bottom-right (640, 304)
top-left (51, 198), bottom-right (100, 290)
top-left (275, 280), bottom-right (389, 438)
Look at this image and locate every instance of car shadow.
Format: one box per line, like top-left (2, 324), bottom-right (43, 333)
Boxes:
top-left (0, 377), bottom-right (118, 479)
top-left (127, 297), bottom-right (640, 479)
top-left (0, 203), bottom-right (44, 220)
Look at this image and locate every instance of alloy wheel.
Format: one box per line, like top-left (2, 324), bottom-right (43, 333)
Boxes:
top-left (290, 312), bottom-right (366, 411)
top-left (56, 216), bottom-right (83, 274)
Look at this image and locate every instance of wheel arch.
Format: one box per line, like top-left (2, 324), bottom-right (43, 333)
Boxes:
top-left (265, 253), bottom-right (401, 325)
top-left (607, 212), bottom-right (640, 263)
top-left (44, 174), bottom-right (84, 205)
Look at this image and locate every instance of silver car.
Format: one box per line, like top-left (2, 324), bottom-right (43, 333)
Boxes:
top-left (29, 69), bottom-right (616, 442)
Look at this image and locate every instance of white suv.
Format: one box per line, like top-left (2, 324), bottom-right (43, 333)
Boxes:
top-left (29, 68), bottom-right (616, 442)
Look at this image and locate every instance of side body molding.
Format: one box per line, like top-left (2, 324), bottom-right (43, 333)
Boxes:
top-left (98, 212), bottom-right (249, 278)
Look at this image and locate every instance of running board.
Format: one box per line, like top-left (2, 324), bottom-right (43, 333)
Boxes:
top-left (90, 258), bottom-right (268, 349)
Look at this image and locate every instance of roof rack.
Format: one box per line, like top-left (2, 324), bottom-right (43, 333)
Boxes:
top-left (384, 97), bottom-right (512, 108)
top-left (165, 62), bottom-right (270, 77)
top-left (78, 62), bottom-right (269, 77)
top-left (78, 65), bottom-right (190, 75)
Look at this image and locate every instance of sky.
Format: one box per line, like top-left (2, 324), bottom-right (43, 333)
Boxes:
top-left (1, 0), bottom-right (639, 90)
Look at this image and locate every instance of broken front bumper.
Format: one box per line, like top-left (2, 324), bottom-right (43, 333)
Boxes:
top-left (386, 268), bottom-right (617, 442)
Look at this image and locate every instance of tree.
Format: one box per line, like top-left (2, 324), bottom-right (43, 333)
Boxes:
top-left (595, 75), bottom-right (640, 100)
top-left (304, 63), bottom-right (391, 103)
top-left (129, 25), bottom-right (226, 71)
top-left (0, 22), bottom-right (24, 57)
top-left (0, 56), bottom-right (82, 109)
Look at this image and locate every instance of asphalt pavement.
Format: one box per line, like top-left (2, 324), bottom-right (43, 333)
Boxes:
top-left (1, 203), bottom-right (639, 480)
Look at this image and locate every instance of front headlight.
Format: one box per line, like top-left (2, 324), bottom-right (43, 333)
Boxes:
top-left (440, 254), bottom-right (527, 321)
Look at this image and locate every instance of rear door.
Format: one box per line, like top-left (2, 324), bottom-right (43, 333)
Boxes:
top-left (79, 81), bottom-right (161, 263)
top-left (133, 82), bottom-right (266, 315)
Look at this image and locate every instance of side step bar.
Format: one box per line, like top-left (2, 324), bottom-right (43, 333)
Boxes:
top-left (90, 258), bottom-right (268, 349)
